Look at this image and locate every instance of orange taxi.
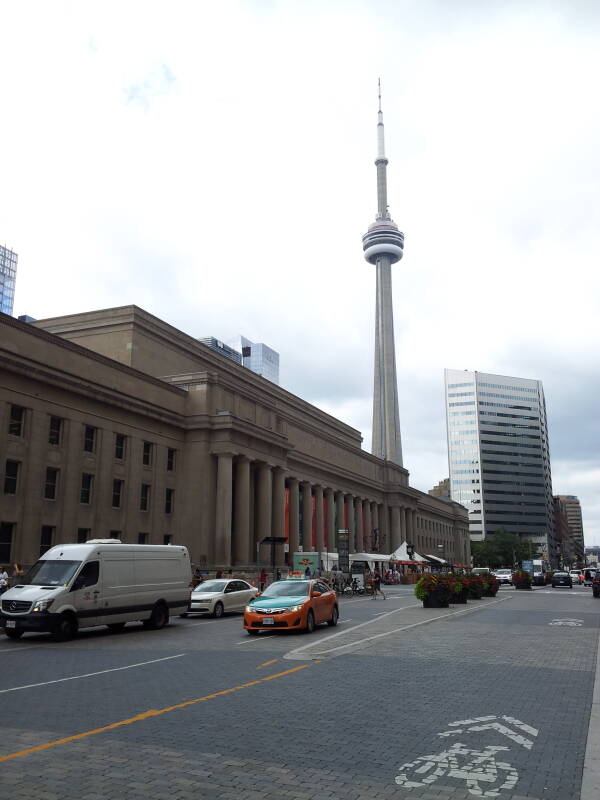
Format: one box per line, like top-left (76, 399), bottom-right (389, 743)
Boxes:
top-left (243, 578), bottom-right (338, 635)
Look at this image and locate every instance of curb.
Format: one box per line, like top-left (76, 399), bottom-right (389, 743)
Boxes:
top-left (581, 627), bottom-right (600, 799)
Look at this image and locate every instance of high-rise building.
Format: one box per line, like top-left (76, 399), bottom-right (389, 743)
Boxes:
top-left (429, 478), bottom-right (450, 499)
top-left (238, 336), bottom-right (279, 385)
top-left (0, 244), bottom-right (18, 316)
top-left (554, 495), bottom-right (584, 562)
top-left (444, 369), bottom-right (556, 561)
top-left (362, 83), bottom-right (404, 466)
top-left (198, 337), bottom-right (242, 365)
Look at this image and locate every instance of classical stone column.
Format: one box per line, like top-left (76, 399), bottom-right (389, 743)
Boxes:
top-left (325, 488), bottom-right (335, 552)
top-left (408, 508), bottom-right (416, 544)
top-left (335, 491), bottom-right (345, 551)
top-left (379, 504), bottom-right (389, 553)
top-left (272, 467), bottom-right (286, 566)
top-left (372, 503), bottom-right (380, 550)
top-left (314, 485), bottom-right (324, 556)
top-left (400, 506), bottom-right (407, 542)
top-left (391, 506), bottom-right (402, 551)
top-left (233, 456), bottom-right (250, 565)
top-left (301, 481), bottom-right (313, 551)
top-left (364, 501), bottom-right (373, 551)
top-left (215, 452), bottom-right (233, 566)
top-left (346, 495), bottom-right (356, 552)
top-left (288, 477), bottom-right (300, 559)
top-left (255, 463), bottom-right (272, 563)
top-left (356, 498), bottom-right (364, 551)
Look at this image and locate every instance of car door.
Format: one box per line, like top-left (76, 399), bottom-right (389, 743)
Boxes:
top-left (235, 581), bottom-right (255, 609)
top-left (70, 560), bottom-right (102, 627)
top-left (314, 581), bottom-right (332, 623)
top-left (226, 581), bottom-right (246, 611)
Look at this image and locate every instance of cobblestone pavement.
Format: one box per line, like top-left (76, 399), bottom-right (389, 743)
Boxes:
top-left (1, 587), bottom-right (598, 799)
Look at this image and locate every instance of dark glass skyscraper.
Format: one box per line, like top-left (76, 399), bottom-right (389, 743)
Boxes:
top-left (0, 244), bottom-right (18, 315)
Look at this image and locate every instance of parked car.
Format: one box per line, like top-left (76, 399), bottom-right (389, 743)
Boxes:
top-left (592, 574), bottom-right (600, 598)
top-left (569, 570), bottom-right (583, 585)
top-left (244, 578), bottom-right (338, 634)
top-left (551, 571), bottom-right (573, 588)
top-left (492, 569), bottom-right (513, 585)
top-left (583, 569), bottom-right (598, 586)
top-left (182, 579), bottom-right (257, 618)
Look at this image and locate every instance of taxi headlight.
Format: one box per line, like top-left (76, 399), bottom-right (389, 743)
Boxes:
top-left (33, 599), bottom-right (54, 613)
top-left (245, 605), bottom-right (256, 613)
top-left (288, 604), bottom-right (304, 613)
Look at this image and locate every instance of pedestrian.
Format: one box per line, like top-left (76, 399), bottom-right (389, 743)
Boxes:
top-left (12, 563), bottom-right (24, 586)
top-left (259, 569), bottom-right (267, 591)
top-left (372, 568), bottom-right (386, 600)
top-left (0, 566), bottom-right (8, 595)
top-left (304, 566), bottom-right (311, 578)
top-left (215, 569), bottom-right (223, 579)
top-left (276, 569), bottom-right (281, 581)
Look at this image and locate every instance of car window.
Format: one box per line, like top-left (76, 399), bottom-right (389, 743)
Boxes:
top-left (315, 582), bottom-right (329, 594)
top-left (261, 581), bottom-right (310, 598)
top-left (74, 561), bottom-right (99, 589)
top-left (194, 580), bottom-right (227, 593)
top-left (232, 581), bottom-right (247, 592)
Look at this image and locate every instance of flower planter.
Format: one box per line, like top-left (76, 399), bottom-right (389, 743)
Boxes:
top-left (482, 588), bottom-right (498, 597)
top-left (422, 591), bottom-right (451, 609)
top-left (514, 583), bottom-right (532, 591)
top-left (451, 588), bottom-right (469, 604)
top-left (467, 587), bottom-right (483, 599)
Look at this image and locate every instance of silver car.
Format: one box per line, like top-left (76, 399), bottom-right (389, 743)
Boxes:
top-left (493, 569), bottom-right (513, 585)
top-left (181, 579), bottom-right (258, 618)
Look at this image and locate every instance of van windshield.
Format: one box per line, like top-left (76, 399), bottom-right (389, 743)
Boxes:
top-left (21, 560), bottom-right (82, 587)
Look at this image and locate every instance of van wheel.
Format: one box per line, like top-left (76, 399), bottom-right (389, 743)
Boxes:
top-left (52, 613), bottom-right (78, 641)
top-left (143, 602), bottom-right (169, 630)
top-left (4, 628), bottom-right (24, 640)
top-left (107, 622), bottom-right (126, 632)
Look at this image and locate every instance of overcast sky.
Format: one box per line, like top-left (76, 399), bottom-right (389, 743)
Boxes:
top-left (1, 1), bottom-right (599, 544)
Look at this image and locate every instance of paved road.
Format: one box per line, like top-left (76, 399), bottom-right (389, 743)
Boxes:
top-left (1, 585), bottom-right (598, 799)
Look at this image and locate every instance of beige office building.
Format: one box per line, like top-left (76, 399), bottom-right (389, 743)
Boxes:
top-left (0, 307), bottom-right (470, 570)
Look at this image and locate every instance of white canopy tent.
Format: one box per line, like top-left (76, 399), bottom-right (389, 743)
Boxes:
top-left (388, 541), bottom-right (428, 564)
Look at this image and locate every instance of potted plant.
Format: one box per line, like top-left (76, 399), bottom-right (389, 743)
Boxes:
top-left (481, 574), bottom-right (500, 597)
top-left (414, 574), bottom-right (452, 608)
top-left (441, 573), bottom-right (468, 604)
top-left (512, 570), bottom-right (532, 590)
top-left (465, 574), bottom-right (484, 599)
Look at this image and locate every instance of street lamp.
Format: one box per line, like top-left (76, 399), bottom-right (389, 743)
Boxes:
top-left (261, 536), bottom-right (287, 584)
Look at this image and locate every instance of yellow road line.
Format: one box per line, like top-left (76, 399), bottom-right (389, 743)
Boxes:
top-left (256, 659), bottom-right (279, 669)
top-left (0, 664), bottom-right (310, 764)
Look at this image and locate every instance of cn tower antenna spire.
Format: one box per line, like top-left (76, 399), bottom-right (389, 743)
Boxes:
top-left (362, 81), bottom-right (405, 466)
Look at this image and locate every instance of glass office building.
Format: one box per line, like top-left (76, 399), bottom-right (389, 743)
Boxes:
top-left (239, 336), bottom-right (280, 385)
top-left (444, 369), bottom-right (555, 559)
top-left (0, 245), bottom-right (18, 315)
top-left (198, 337), bottom-right (242, 365)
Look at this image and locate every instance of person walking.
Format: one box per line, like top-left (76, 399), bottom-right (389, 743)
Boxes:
top-left (259, 569), bottom-right (267, 591)
top-left (372, 568), bottom-right (386, 600)
top-left (12, 563), bottom-right (24, 585)
top-left (0, 566), bottom-right (8, 595)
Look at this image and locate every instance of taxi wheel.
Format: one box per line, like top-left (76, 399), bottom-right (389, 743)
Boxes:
top-left (327, 606), bottom-right (339, 627)
top-left (305, 610), bottom-right (315, 634)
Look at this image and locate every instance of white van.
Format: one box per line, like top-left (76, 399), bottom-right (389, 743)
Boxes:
top-left (0, 540), bottom-right (191, 641)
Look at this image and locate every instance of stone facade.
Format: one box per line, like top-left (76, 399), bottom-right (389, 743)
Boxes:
top-left (0, 307), bottom-right (470, 569)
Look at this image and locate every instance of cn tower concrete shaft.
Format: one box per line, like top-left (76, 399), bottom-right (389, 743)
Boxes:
top-left (362, 85), bottom-right (404, 466)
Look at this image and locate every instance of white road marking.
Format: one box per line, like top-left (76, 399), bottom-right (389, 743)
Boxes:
top-left (0, 645), bottom-right (46, 654)
top-left (288, 596), bottom-right (510, 659)
top-left (0, 654), bottom-right (186, 694)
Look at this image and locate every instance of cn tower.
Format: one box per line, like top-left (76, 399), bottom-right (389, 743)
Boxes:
top-left (362, 81), bottom-right (404, 466)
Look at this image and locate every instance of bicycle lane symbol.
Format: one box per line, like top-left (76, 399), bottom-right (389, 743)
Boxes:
top-left (395, 715), bottom-right (539, 798)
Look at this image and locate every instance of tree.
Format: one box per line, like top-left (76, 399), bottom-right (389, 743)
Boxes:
top-left (471, 530), bottom-right (542, 569)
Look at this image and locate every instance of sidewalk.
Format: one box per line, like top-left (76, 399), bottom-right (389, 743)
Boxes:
top-left (581, 631), bottom-right (600, 799)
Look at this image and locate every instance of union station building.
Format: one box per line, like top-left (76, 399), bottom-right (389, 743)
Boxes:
top-left (0, 307), bottom-right (470, 570)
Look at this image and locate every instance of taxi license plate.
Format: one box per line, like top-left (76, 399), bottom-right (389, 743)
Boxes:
top-left (262, 618), bottom-right (274, 625)
top-left (5, 621), bottom-right (16, 629)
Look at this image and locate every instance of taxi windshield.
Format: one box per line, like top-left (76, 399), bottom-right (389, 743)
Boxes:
top-left (22, 560), bottom-right (81, 586)
top-left (193, 581), bottom-right (227, 593)
top-left (261, 581), bottom-right (310, 598)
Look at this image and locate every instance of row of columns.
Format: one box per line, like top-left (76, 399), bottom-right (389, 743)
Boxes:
top-left (214, 453), bottom-right (424, 567)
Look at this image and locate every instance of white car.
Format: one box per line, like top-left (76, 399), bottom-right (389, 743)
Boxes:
top-left (569, 571), bottom-right (583, 585)
top-left (181, 579), bottom-right (258, 618)
top-left (493, 569), bottom-right (513, 585)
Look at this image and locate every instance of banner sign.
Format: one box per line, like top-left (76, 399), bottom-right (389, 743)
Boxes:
top-left (337, 529), bottom-right (349, 574)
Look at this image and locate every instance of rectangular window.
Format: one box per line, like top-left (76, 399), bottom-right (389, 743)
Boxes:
top-left (140, 483), bottom-right (151, 512)
top-left (167, 448), bottom-right (176, 471)
top-left (44, 467), bottom-right (59, 500)
top-left (77, 527), bottom-right (90, 543)
top-left (0, 522), bottom-right (14, 562)
top-left (112, 479), bottom-right (123, 509)
top-left (115, 433), bottom-right (126, 460)
top-left (142, 441), bottom-right (153, 466)
top-left (80, 473), bottom-right (93, 504)
top-left (83, 425), bottom-right (97, 453)
top-left (40, 525), bottom-right (54, 556)
top-left (138, 532), bottom-right (148, 544)
top-left (165, 488), bottom-right (174, 514)
top-left (4, 460), bottom-right (19, 494)
top-left (163, 534), bottom-right (172, 545)
top-left (109, 530), bottom-right (121, 540)
top-left (9, 405), bottom-right (25, 436)
top-left (48, 416), bottom-right (62, 445)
